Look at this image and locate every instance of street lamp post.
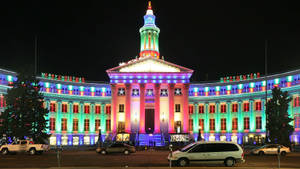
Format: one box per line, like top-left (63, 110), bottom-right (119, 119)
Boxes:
top-left (198, 126), bottom-right (202, 141)
top-left (98, 126), bottom-right (102, 147)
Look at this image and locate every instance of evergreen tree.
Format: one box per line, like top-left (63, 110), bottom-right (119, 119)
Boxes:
top-left (266, 87), bottom-right (294, 147)
top-left (0, 70), bottom-right (49, 143)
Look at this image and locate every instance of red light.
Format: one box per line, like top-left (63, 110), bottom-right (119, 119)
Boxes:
top-left (58, 89), bottom-right (61, 94)
top-left (227, 90), bottom-right (231, 95)
top-left (261, 86), bottom-right (265, 91)
top-left (216, 91), bottom-right (219, 96)
top-left (80, 91), bottom-right (84, 96)
top-left (46, 88), bottom-right (50, 93)
top-left (69, 91), bottom-right (73, 95)
top-left (238, 89), bottom-right (242, 94)
top-left (250, 88), bottom-right (253, 93)
top-left (91, 92), bottom-right (95, 96)
top-left (205, 92), bottom-right (208, 96)
top-left (287, 82), bottom-right (291, 87)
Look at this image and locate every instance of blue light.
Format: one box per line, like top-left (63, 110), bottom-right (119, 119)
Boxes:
top-left (182, 80), bottom-right (186, 83)
top-left (173, 80), bottom-right (177, 83)
top-left (159, 80), bottom-right (162, 83)
top-left (123, 76), bottom-right (127, 79)
top-left (167, 76), bottom-right (171, 79)
top-left (144, 80), bottom-right (148, 83)
top-left (153, 80), bottom-right (156, 83)
top-left (167, 80), bottom-right (171, 83)
top-left (123, 80), bottom-right (126, 83)
top-left (129, 76), bottom-right (133, 79)
top-left (138, 80), bottom-right (141, 83)
top-left (173, 75), bottom-right (177, 79)
top-left (129, 80), bottom-right (133, 83)
top-left (144, 75), bottom-right (148, 79)
top-left (152, 76), bottom-right (156, 79)
top-left (115, 80), bottom-right (119, 83)
top-left (115, 75), bottom-right (118, 79)
top-left (137, 76), bottom-right (141, 79)
top-left (181, 75), bottom-right (185, 79)
top-left (159, 75), bottom-right (163, 79)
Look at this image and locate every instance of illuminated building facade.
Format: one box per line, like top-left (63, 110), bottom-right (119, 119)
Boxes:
top-left (0, 2), bottom-right (299, 146)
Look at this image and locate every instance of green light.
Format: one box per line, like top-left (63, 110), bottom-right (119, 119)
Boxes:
top-left (262, 81), bottom-right (266, 86)
top-left (91, 87), bottom-right (95, 92)
top-left (215, 86), bottom-right (220, 91)
top-left (80, 86), bottom-right (84, 92)
top-left (204, 87), bottom-right (209, 92)
top-left (45, 82), bottom-right (50, 88)
top-left (274, 78), bottom-right (279, 84)
top-left (226, 85), bottom-right (231, 90)
top-left (56, 84), bottom-right (61, 89)
top-left (7, 75), bottom-right (13, 82)
top-left (68, 85), bottom-right (73, 90)
top-left (238, 84), bottom-right (243, 89)
top-left (250, 82), bottom-right (255, 88)
top-left (287, 76), bottom-right (293, 82)
top-left (193, 87), bottom-right (199, 92)
top-left (101, 87), bottom-right (106, 92)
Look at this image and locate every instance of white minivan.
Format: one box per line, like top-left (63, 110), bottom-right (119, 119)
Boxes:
top-left (168, 141), bottom-right (245, 167)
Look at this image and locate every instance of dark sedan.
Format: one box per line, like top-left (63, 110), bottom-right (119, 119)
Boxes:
top-left (96, 143), bottom-right (136, 155)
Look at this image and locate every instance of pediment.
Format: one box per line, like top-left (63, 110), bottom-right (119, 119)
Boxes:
top-left (107, 56), bottom-right (193, 73)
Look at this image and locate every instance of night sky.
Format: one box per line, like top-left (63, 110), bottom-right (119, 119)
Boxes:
top-left (1, 1), bottom-right (300, 82)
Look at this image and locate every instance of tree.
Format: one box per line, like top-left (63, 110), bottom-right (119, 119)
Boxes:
top-left (266, 87), bottom-right (294, 147)
top-left (0, 70), bottom-right (49, 143)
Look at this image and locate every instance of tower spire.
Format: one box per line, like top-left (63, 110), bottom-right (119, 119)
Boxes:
top-left (139, 1), bottom-right (160, 59)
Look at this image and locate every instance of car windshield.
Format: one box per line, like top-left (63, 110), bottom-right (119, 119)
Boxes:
top-left (180, 142), bottom-right (197, 152)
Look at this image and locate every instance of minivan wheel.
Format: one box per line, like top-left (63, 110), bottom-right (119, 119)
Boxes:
top-left (259, 151), bottom-right (264, 156)
top-left (281, 151), bottom-right (286, 156)
top-left (224, 158), bottom-right (235, 167)
top-left (177, 158), bottom-right (189, 167)
top-left (100, 150), bottom-right (107, 155)
top-left (124, 150), bottom-right (130, 155)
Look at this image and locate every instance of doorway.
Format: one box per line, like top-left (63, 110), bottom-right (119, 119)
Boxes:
top-left (145, 109), bottom-right (154, 133)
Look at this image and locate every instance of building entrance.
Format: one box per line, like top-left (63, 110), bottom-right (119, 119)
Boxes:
top-left (145, 109), bottom-right (154, 133)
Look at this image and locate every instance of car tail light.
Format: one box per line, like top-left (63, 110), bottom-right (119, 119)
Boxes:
top-left (241, 152), bottom-right (244, 159)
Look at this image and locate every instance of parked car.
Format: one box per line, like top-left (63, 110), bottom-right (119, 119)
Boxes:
top-left (168, 141), bottom-right (245, 167)
top-left (0, 140), bottom-right (50, 155)
top-left (96, 143), bottom-right (136, 155)
top-left (251, 144), bottom-right (290, 156)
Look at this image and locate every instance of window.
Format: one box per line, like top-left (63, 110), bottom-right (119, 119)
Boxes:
top-left (95, 119), bottom-right (101, 131)
top-left (174, 88), bottom-right (182, 95)
top-left (119, 104), bottom-right (125, 112)
top-left (232, 103), bottom-right (238, 112)
top-left (232, 118), bottom-right (238, 130)
top-left (244, 117), bottom-right (249, 130)
top-left (221, 118), bottom-right (226, 130)
top-left (199, 105), bottom-right (204, 114)
top-left (132, 89), bottom-right (139, 96)
top-left (118, 122), bottom-right (125, 133)
top-left (118, 88), bottom-right (125, 96)
top-left (221, 104), bottom-right (227, 113)
top-left (243, 102), bottom-right (250, 112)
top-left (50, 118), bottom-right (55, 131)
top-left (84, 119), bottom-right (89, 131)
top-left (294, 97), bottom-right (300, 107)
top-left (209, 119), bottom-right (215, 130)
top-left (50, 103), bottom-right (56, 112)
top-left (199, 119), bottom-right (204, 131)
top-left (73, 104), bottom-right (79, 113)
top-left (146, 89), bottom-right (154, 96)
top-left (188, 105), bottom-right (193, 114)
top-left (175, 104), bottom-right (181, 112)
top-left (189, 119), bottom-right (193, 131)
top-left (255, 101), bottom-right (262, 111)
top-left (295, 117), bottom-right (300, 128)
top-left (95, 105), bottom-right (101, 114)
top-left (106, 119), bottom-right (111, 131)
top-left (73, 119), bottom-right (78, 131)
top-left (61, 118), bottom-right (67, 131)
top-left (256, 116), bottom-right (262, 129)
top-left (209, 105), bottom-right (215, 113)
top-left (62, 103), bottom-right (68, 113)
top-left (106, 105), bottom-right (111, 114)
top-left (192, 143), bottom-right (239, 152)
top-left (84, 105), bottom-right (90, 114)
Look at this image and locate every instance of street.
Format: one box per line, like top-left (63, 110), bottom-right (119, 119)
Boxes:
top-left (1, 150), bottom-right (300, 168)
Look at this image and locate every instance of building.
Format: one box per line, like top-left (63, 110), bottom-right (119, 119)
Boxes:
top-left (0, 1), bottom-right (299, 146)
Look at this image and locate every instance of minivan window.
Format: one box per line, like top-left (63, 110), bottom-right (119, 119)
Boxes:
top-left (189, 143), bottom-right (239, 153)
top-left (180, 142), bottom-right (196, 152)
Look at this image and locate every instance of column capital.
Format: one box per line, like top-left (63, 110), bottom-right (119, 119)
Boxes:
top-left (168, 83), bottom-right (175, 89)
top-left (125, 83), bottom-right (131, 89)
top-left (154, 83), bottom-right (161, 89)
top-left (139, 83), bottom-right (145, 88)
top-left (193, 102), bottom-right (199, 106)
top-left (183, 83), bottom-right (190, 89)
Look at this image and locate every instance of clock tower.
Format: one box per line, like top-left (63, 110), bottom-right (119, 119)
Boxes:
top-left (139, 1), bottom-right (160, 59)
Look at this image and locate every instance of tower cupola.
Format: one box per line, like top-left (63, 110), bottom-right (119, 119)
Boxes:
top-left (139, 1), bottom-right (160, 59)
